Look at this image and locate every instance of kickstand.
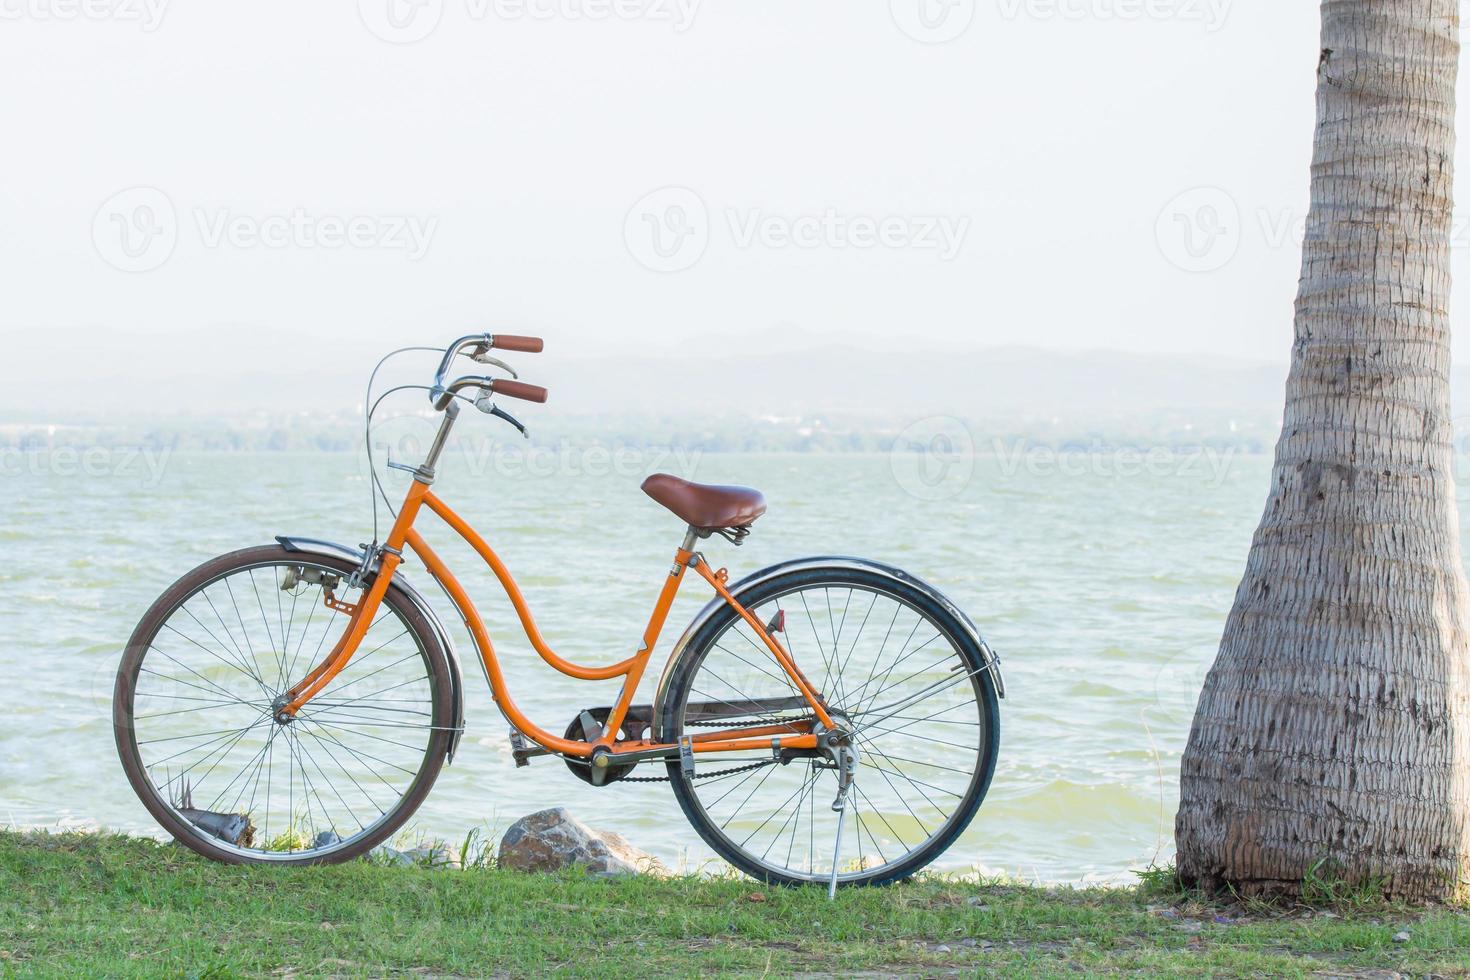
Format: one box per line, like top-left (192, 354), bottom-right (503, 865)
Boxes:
top-left (827, 742), bottom-right (857, 901)
top-left (827, 798), bottom-right (846, 901)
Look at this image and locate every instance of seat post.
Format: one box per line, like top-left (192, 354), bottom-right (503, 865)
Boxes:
top-left (680, 525), bottom-right (699, 552)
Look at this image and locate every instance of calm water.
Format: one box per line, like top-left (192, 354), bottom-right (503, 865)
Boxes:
top-left (2, 442), bottom-right (1293, 881)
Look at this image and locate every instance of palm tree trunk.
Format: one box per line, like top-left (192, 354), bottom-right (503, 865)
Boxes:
top-left (1175, 1), bottom-right (1470, 903)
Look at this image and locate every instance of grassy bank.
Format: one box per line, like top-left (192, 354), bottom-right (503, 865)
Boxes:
top-left (2, 832), bottom-right (1468, 978)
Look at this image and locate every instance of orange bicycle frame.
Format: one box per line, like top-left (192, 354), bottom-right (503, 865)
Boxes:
top-left (279, 477), bottom-right (834, 761)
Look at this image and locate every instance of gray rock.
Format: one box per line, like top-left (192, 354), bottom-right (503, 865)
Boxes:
top-left (1392, 930), bottom-right (1411, 943)
top-left (497, 807), bottom-right (666, 877)
top-left (403, 844), bottom-right (461, 869)
top-left (369, 844), bottom-right (416, 867)
top-left (312, 831), bottom-right (342, 849)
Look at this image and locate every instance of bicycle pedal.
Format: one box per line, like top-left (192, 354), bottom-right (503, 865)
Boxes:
top-left (509, 728), bottom-right (546, 768)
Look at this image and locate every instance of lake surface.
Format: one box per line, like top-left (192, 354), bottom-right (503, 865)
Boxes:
top-left (2, 441), bottom-right (1299, 881)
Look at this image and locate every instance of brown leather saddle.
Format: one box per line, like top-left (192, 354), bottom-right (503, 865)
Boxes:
top-left (641, 473), bottom-right (766, 531)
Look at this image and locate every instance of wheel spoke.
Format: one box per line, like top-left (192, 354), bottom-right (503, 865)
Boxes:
top-left (120, 556), bottom-right (442, 862)
top-left (674, 578), bottom-right (992, 886)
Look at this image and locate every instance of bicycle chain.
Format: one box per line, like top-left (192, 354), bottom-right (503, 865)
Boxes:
top-left (606, 715), bottom-right (811, 784)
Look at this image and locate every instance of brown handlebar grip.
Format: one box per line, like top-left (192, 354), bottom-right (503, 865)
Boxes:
top-left (491, 334), bottom-right (544, 353)
top-left (491, 379), bottom-right (548, 403)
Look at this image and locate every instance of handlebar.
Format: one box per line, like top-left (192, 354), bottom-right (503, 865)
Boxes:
top-left (430, 333), bottom-right (547, 409)
top-left (487, 379), bottom-right (547, 403)
top-left (490, 334), bottom-right (543, 353)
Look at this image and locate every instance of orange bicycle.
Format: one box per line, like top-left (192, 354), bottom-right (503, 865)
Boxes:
top-left (113, 334), bottom-right (1004, 891)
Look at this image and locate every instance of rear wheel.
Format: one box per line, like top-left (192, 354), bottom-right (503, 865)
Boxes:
top-left (113, 545), bottom-right (454, 864)
top-left (661, 566), bottom-right (1000, 887)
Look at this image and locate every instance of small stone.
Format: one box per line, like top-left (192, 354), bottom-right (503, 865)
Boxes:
top-left (965, 897), bottom-right (989, 908)
top-left (745, 892), bottom-right (767, 903)
top-left (497, 807), bottom-right (667, 877)
top-left (368, 845), bottom-right (415, 867)
top-left (1392, 931), bottom-right (1411, 943)
top-left (319, 922), bottom-right (335, 932)
top-left (934, 944), bottom-right (952, 953)
top-left (960, 938), bottom-right (977, 947)
top-left (403, 844), bottom-right (460, 869)
top-left (312, 831), bottom-right (342, 849)
top-left (1153, 908), bottom-right (1179, 920)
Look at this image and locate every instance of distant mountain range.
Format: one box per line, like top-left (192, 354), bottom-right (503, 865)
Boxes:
top-left (7, 326), bottom-right (1470, 447)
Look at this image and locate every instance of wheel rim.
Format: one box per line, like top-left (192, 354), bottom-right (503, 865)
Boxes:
top-left (119, 558), bottom-right (441, 861)
top-left (673, 582), bottom-right (991, 883)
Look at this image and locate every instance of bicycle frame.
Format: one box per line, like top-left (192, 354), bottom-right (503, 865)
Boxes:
top-left (278, 467), bottom-right (836, 763)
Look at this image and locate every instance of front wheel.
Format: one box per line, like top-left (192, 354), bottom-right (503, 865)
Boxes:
top-left (661, 565), bottom-right (1000, 887)
top-left (113, 545), bottom-right (456, 864)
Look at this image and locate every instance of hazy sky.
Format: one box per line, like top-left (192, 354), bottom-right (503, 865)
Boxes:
top-left (3, 2), bottom-right (1463, 373)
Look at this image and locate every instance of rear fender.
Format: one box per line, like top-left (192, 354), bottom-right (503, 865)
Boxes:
top-left (650, 556), bottom-right (1004, 741)
top-left (275, 536), bottom-right (466, 763)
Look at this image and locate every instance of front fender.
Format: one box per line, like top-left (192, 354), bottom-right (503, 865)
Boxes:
top-left (275, 536), bottom-right (466, 764)
top-left (650, 556), bottom-right (1004, 740)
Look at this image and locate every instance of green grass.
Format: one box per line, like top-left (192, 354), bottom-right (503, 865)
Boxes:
top-left (2, 833), bottom-right (1469, 978)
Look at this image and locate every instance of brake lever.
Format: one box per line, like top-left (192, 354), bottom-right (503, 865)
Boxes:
top-left (492, 405), bottom-right (530, 439)
top-left (468, 348), bottom-right (519, 379)
top-left (473, 388), bottom-right (530, 439)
